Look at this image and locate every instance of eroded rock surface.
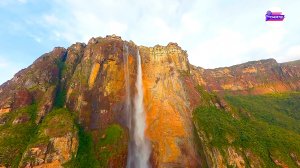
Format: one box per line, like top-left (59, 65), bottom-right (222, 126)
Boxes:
top-left (191, 59), bottom-right (300, 94)
top-left (0, 35), bottom-right (299, 167)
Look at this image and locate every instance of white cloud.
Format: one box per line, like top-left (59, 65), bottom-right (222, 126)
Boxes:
top-left (287, 45), bottom-right (300, 57)
top-left (41, 0), bottom-right (299, 68)
top-left (0, 0), bottom-right (27, 6)
top-left (1, 0), bottom-right (300, 78)
top-left (250, 22), bottom-right (287, 55)
top-left (0, 58), bottom-right (9, 68)
top-left (181, 13), bottom-right (202, 34)
top-left (190, 29), bottom-right (248, 68)
top-left (43, 14), bottom-right (60, 25)
top-left (281, 45), bottom-right (300, 62)
top-left (39, 0), bottom-right (195, 45)
top-left (27, 33), bottom-right (42, 43)
top-left (17, 0), bottom-right (27, 4)
top-left (107, 21), bottom-right (128, 36)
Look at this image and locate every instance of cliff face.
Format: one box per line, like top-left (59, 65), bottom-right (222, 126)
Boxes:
top-left (0, 35), bottom-right (299, 168)
top-left (140, 43), bottom-right (202, 167)
top-left (191, 59), bottom-right (300, 94)
top-left (62, 37), bottom-right (203, 167)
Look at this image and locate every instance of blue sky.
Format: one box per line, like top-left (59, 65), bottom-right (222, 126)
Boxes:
top-left (0, 0), bottom-right (300, 84)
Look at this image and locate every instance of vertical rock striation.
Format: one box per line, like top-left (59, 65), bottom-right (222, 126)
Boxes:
top-left (140, 43), bottom-right (203, 167)
top-left (0, 35), bottom-right (299, 167)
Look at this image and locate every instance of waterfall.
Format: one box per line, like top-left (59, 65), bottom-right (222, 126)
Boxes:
top-left (123, 44), bottom-right (132, 131)
top-left (124, 44), bottom-right (151, 168)
top-left (132, 49), bottom-right (151, 168)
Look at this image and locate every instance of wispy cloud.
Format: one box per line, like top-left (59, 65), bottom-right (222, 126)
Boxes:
top-left (0, 0), bottom-right (299, 85)
top-left (282, 45), bottom-right (300, 62)
top-left (0, 58), bottom-right (9, 68)
top-left (0, 0), bottom-right (27, 6)
top-left (17, 0), bottom-right (27, 4)
top-left (31, 0), bottom-right (299, 68)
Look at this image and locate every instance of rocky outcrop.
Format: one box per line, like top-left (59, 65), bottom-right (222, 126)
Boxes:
top-left (19, 109), bottom-right (78, 168)
top-left (191, 59), bottom-right (300, 94)
top-left (140, 43), bottom-right (202, 167)
top-left (65, 35), bottom-right (130, 130)
top-left (0, 35), bottom-right (299, 167)
top-left (290, 152), bottom-right (300, 167)
top-left (63, 36), bottom-right (203, 167)
top-left (21, 133), bottom-right (78, 168)
top-left (0, 47), bottom-right (67, 124)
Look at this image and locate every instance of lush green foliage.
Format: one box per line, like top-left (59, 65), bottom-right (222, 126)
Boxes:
top-left (0, 104), bottom-right (38, 167)
top-left (225, 92), bottom-right (300, 133)
top-left (196, 85), bottom-right (217, 105)
top-left (65, 124), bottom-right (126, 168)
top-left (54, 58), bottom-right (67, 108)
top-left (98, 124), bottom-right (124, 146)
top-left (64, 126), bottom-right (99, 168)
top-left (96, 124), bottom-right (126, 167)
top-left (18, 108), bottom-right (77, 167)
top-left (193, 92), bottom-right (300, 167)
top-left (54, 88), bottom-right (67, 108)
top-left (30, 108), bottom-right (76, 145)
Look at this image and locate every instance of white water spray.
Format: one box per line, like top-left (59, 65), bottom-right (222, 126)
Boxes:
top-left (123, 45), bottom-right (132, 131)
top-left (132, 49), bottom-right (151, 167)
top-left (125, 46), bottom-right (151, 168)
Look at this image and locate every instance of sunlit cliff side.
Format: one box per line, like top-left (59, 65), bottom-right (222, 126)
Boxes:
top-left (0, 35), bottom-right (299, 168)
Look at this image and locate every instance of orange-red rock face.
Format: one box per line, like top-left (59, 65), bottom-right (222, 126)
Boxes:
top-left (0, 35), bottom-right (299, 167)
top-left (65, 36), bottom-right (132, 130)
top-left (191, 59), bottom-right (300, 94)
top-left (140, 44), bottom-right (202, 167)
top-left (63, 37), bottom-right (203, 167)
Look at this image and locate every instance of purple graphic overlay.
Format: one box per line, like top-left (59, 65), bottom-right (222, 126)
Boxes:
top-left (266, 10), bottom-right (285, 21)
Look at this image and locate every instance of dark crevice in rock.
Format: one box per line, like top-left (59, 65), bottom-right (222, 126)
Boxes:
top-left (54, 51), bottom-right (68, 108)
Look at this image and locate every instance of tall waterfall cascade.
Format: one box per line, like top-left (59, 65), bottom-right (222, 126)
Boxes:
top-left (124, 45), bottom-right (151, 168)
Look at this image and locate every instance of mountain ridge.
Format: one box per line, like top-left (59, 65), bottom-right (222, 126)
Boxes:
top-left (2, 47), bottom-right (299, 87)
top-left (0, 35), bottom-right (299, 168)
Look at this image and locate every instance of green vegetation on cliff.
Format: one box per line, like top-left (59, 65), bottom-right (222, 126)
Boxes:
top-left (0, 104), bottom-right (37, 167)
top-left (65, 124), bottom-right (127, 168)
top-left (18, 107), bottom-right (78, 167)
top-left (64, 126), bottom-right (99, 168)
top-left (193, 91), bottom-right (300, 167)
top-left (29, 108), bottom-right (77, 146)
top-left (54, 58), bottom-right (67, 108)
top-left (96, 124), bottom-right (127, 167)
top-left (226, 92), bottom-right (300, 133)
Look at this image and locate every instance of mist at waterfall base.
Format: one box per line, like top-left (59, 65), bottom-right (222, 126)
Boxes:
top-left (124, 45), bottom-right (151, 168)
